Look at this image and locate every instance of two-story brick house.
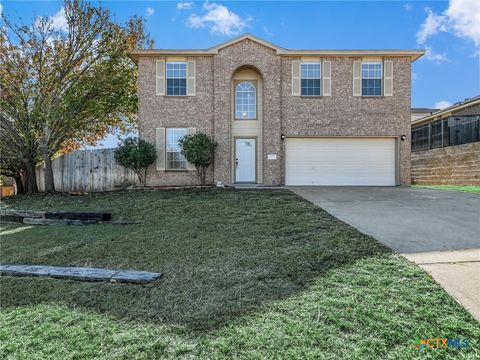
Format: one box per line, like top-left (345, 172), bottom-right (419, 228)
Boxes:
top-left (128, 34), bottom-right (423, 187)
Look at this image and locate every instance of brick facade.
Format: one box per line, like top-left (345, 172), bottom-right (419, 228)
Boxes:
top-left (136, 37), bottom-right (413, 186)
top-left (138, 55), bottom-right (215, 185)
top-left (281, 56), bottom-right (411, 185)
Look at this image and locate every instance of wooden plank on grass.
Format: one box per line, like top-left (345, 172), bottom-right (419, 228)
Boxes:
top-left (0, 264), bottom-right (163, 284)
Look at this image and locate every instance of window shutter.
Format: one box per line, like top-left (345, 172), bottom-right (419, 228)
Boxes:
top-left (186, 127), bottom-right (196, 170)
top-left (156, 128), bottom-right (166, 170)
top-left (187, 60), bottom-right (196, 96)
top-left (156, 60), bottom-right (165, 96)
top-left (322, 60), bottom-right (332, 96)
top-left (291, 60), bottom-right (300, 96)
top-left (384, 60), bottom-right (393, 96)
top-left (353, 61), bottom-right (362, 96)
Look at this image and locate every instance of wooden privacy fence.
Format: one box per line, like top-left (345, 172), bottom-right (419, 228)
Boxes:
top-left (36, 149), bottom-right (138, 192)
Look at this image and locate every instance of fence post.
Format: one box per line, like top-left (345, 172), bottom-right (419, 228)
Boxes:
top-left (477, 116), bottom-right (480, 142)
top-left (441, 119), bottom-right (444, 148)
top-left (428, 123), bottom-right (431, 149)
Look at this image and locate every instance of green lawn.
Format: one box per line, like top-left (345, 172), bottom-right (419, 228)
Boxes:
top-left (1, 190), bottom-right (478, 359)
top-left (414, 185), bottom-right (480, 194)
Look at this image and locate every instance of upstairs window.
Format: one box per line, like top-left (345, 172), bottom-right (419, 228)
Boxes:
top-left (166, 62), bottom-right (187, 96)
top-left (301, 62), bottom-right (321, 96)
top-left (235, 81), bottom-right (256, 119)
top-left (362, 62), bottom-right (382, 96)
top-left (166, 128), bottom-right (188, 169)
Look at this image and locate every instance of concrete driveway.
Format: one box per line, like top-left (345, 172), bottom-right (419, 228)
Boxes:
top-left (289, 186), bottom-right (480, 320)
top-left (290, 186), bottom-right (480, 253)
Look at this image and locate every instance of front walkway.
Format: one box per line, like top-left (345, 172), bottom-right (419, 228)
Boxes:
top-left (290, 186), bottom-right (480, 321)
top-left (404, 249), bottom-right (480, 321)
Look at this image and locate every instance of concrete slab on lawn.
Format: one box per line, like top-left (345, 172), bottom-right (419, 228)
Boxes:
top-left (289, 187), bottom-right (480, 254)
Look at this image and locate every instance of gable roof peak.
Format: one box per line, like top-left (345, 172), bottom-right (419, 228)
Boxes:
top-left (208, 33), bottom-right (283, 53)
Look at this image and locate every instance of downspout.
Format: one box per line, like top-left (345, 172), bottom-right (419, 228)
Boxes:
top-left (279, 56), bottom-right (285, 186)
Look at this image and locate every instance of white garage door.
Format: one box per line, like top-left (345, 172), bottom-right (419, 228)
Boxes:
top-left (286, 137), bottom-right (396, 186)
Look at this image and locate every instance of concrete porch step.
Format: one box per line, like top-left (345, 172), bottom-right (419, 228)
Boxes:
top-left (234, 184), bottom-right (284, 189)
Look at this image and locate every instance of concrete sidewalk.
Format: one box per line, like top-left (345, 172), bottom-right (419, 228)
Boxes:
top-left (403, 249), bottom-right (480, 322)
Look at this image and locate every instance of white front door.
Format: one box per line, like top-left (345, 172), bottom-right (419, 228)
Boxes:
top-left (235, 138), bottom-right (256, 183)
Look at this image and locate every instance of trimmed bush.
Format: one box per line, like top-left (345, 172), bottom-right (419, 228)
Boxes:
top-left (179, 133), bottom-right (217, 185)
top-left (114, 138), bottom-right (156, 186)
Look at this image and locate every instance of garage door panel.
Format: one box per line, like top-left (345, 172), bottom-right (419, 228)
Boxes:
top-left (286, 138), bottom-right (396, 186)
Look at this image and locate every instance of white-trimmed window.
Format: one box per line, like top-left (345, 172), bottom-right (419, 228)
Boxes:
top-left (235, 81), bottom-right (256, 119)
top-left (166, 62), bottom-right (187, 96)
top-left (362, 62), bottom-right (382, 96)
top-left (301, 62), bottom-right (321, 96)
top-left (166, 128), bottom-right (187, 169)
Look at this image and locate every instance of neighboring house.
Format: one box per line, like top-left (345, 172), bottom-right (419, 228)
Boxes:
top-left (411, 108), bottom-right (438, 122)
top-left (128, 34), bottom-right (423, 187)
top-left (411, 96), bottom-right (480, 185)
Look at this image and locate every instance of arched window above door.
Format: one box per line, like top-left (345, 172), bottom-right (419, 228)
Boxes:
top-left (235, 81), bottom-right (256, 119)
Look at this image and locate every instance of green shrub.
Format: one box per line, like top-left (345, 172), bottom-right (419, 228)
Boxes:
top-left (179, 133), bottom-right (217, 185)
top-left (114, 138), bottom-right (156, 186)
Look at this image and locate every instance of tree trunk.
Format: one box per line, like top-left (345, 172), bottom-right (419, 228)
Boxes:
top-left (195, 166), bottom-right (201, 186)
top-left (24, 159), bottom-right (38, 195)
top-left (199, 166), bottom-right (207, 186)
top-left (13, 174), bottom-right (24, 195)
top-left (135, 170), bottom-right (143, 187)
top-left (43, 152), bottom-right (55, 193)
top-left (21, 171), bottom-right (28, 194)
